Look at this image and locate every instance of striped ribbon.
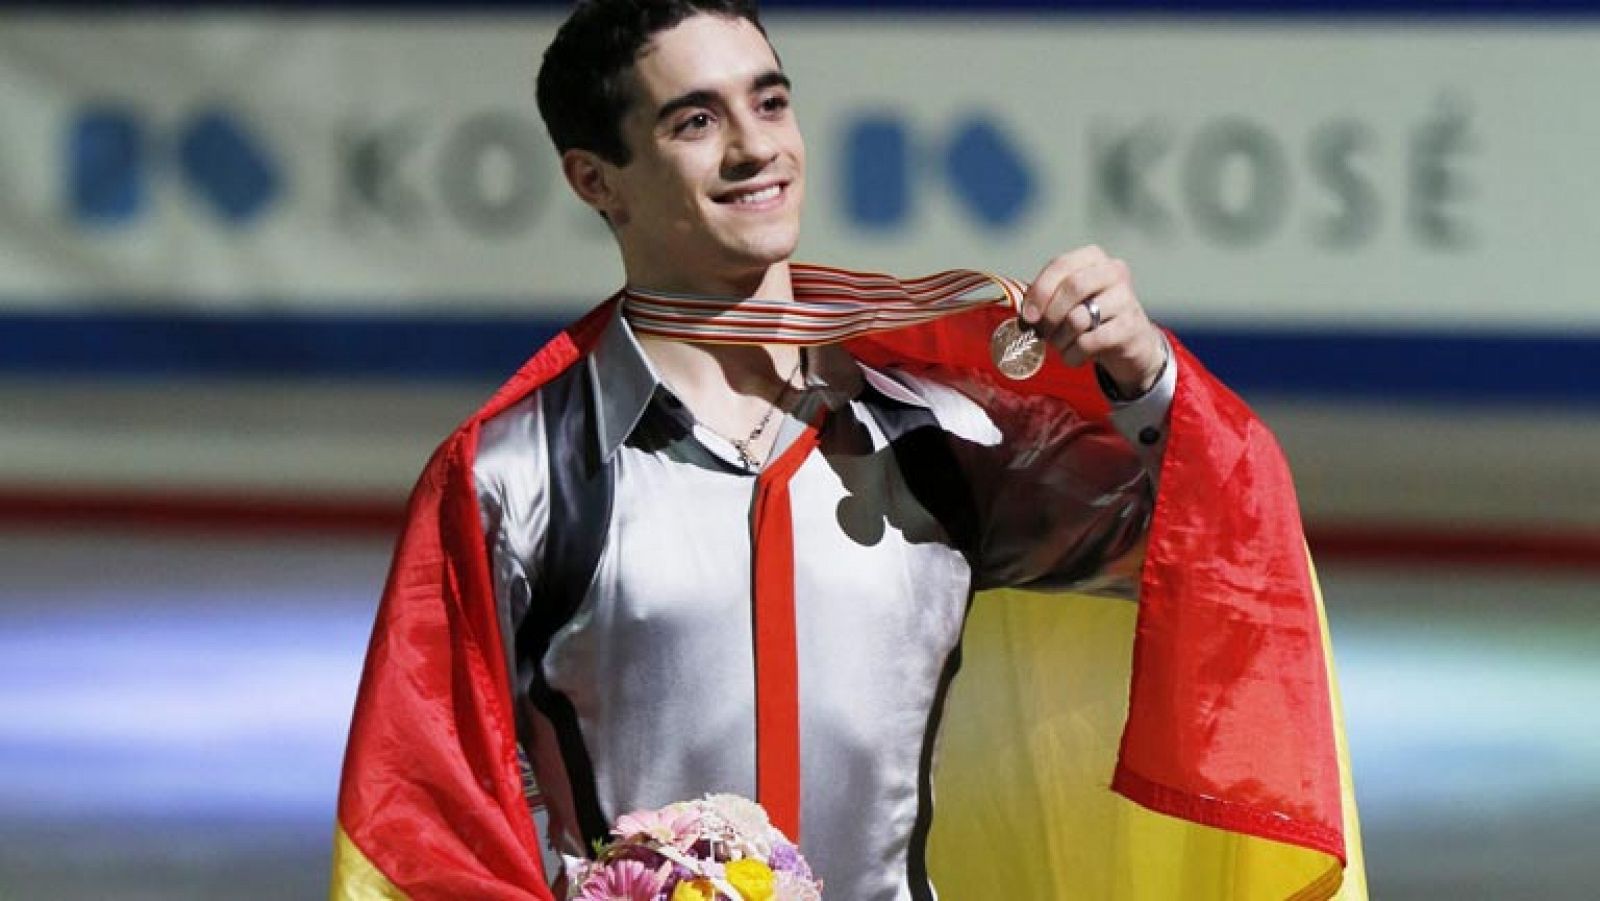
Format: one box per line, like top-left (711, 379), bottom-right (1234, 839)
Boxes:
top-left (623, 263), bottom-right (1026, 345)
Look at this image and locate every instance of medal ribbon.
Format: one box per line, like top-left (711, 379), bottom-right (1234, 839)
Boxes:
top-left (624, 263), bottom-right (1026, 345)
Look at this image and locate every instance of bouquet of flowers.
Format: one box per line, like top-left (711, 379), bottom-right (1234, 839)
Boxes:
top-left (564, 793), bottom-right (823, 901)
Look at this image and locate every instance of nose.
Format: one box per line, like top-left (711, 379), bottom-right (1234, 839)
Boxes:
top-left (721, 111), bottom-right (779, 180)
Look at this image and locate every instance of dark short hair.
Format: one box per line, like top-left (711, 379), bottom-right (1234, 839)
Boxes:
top-left (536, 0), bottom-right (768, 166)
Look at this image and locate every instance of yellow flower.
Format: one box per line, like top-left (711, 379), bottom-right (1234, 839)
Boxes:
top-left (671, 878), bottom-right (717, 901)
top-left (725, 859), bottom-right (775, 901)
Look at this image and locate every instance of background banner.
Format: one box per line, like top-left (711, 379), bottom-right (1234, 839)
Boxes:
top-left (2, 14), bottom-right (1597, 331)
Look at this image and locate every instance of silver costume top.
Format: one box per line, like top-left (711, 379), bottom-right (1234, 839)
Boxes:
top-left (474, 309), bottom-right (1176, 901)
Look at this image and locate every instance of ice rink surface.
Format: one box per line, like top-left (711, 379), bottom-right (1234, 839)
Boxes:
top-left (1, 527), bottom-right (1596, 899)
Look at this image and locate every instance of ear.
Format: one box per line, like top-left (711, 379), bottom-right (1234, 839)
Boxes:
top-left (561, 149), bottom-right (626, 222)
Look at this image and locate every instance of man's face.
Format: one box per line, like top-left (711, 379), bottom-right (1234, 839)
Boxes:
top-left (602, 14), bottom-right (806, 291)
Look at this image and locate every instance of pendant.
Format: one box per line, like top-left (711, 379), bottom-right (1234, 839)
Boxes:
top-left (731, 440), bottom-right (760, 470)
top-left (990, 317), bottom-right (1045, 380)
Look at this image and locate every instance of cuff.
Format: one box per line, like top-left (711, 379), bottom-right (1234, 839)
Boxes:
top-left (1099, 334), bottom-right (1176, 479)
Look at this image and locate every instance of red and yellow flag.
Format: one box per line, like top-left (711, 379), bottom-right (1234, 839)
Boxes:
top-left (332, 278), bottom-right (1364, 899)
top-left (853, 306), bottom-right (1365, 899)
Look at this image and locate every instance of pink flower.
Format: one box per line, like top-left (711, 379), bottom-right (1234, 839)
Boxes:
top-left (575, 859), bottom-right (671, 901)
top-left (612, 804), bottom-right (702, 850)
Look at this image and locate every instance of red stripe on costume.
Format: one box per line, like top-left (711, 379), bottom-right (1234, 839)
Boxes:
top-left (749, 417), bottom-right (822, 841)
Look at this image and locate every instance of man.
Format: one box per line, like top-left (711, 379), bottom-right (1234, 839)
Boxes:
top-left (332, 2), bottom-right (1361, 899)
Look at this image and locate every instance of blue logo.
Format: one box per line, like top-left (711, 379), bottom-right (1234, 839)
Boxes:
top-left (842, 113), bottom-right (1036, 230)
top-left (68, 105), bottom-right (284, 228)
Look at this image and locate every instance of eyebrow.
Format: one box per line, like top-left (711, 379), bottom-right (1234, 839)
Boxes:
top-left (655, 69), bottom-right (792, 124)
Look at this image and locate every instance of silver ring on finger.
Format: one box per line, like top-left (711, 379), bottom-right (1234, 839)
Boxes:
top-left (1084, 298), bottom-right (1102, 332)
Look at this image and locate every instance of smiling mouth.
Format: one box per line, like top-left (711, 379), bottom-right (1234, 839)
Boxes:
top-left (716, 183), bottom-right (786, 206)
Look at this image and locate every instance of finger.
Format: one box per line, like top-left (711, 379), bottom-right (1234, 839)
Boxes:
top-left (1065, 282), bottom-right (1134, 340)
top-left (1037, 260), bottom-right (1124, 325)
top-left (1063, 294), bottom-right (1102, 339)
top-left (1049, 285), bottom-right (1140, 361)
top-left (1053, 309), bottom-right (1133, 368)
top-left (1021, 245), bottom-right (1109, 322)
top-left (1035, 267), bottom-right (1128, 346)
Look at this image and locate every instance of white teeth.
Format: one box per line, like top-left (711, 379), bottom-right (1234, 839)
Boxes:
top-left (731, 185), bottom-right (781, 205)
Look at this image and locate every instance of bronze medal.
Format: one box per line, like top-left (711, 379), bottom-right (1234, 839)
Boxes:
top-left (990, 317), bottom-right (1045, 380)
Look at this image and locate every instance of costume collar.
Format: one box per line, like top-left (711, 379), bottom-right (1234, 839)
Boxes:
top-left (588, 305), bottom-right (667, 463)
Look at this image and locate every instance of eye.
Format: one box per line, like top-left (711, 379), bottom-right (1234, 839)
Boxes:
top-left (758, 92), bottom-right (790, 116)
top-left (675, 112), bottom-right (714, 136)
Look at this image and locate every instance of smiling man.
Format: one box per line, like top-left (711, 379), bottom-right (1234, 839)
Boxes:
top-left (332, 3), bottom-right (1360, 900)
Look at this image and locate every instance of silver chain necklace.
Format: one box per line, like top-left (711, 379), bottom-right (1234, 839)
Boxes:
top-left (725, 353), bottom-right (805, 470)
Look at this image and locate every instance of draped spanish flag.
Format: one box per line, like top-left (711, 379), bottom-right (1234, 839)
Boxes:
top-left (331, 279), bottom-right (1364, 899)
top-left (852, 306), bottom-right (1366, 900)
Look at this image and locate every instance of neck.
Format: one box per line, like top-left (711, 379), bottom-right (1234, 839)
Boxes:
top-left (638, 335), bottom-right (803, 410)
top-left (629, 260), bottom-right (802, 406)
top-left (638, 334), bottom-right (803, 469)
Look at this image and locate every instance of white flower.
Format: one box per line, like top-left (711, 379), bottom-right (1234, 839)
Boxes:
top-left (703, 793), bottom-right (771, 839)
top-left (698, 793), bottom-right (776, 859)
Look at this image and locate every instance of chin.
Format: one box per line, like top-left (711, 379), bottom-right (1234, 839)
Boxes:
top-left (728, 246), bottom-right (798, 277)
top-left (727, 225), bottom-right (802, 266)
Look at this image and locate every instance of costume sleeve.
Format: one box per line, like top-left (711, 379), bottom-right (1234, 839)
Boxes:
top-left (331, 432), bottom-right (555, 900)
top-left (903, 367), bottom-right (1155, 594)
top-left (473, 393), bottom-right (552, 750)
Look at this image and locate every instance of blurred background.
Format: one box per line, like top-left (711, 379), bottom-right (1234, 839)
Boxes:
top-left (2, 1), bottom-right (1597, 898)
